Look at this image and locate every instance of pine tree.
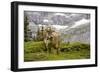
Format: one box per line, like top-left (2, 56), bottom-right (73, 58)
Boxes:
top-left (36, 26), bottom-right (40, 41)
top-left (36, 25), bottom-right (45, 41)
top-left (41, 25), bottom-right (44, 40)
top-left (24, 16), bottom-right (29, 42)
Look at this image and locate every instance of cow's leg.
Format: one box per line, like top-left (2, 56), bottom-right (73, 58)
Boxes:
top-left (57, 48), bottom-right (60, 55)
top-left (48, 43), bottom-right (52, 54)
top-left (46, 45), bottom-right (50, 54)
top-left (57, 49), bottom-right (59, 55)
top-left (44, 39), bottom-right (49, 54)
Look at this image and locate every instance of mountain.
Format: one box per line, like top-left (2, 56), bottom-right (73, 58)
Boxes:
top-left (60, 19), bottom-right (90, 44)
top-left (25, 11), bottom-right (90, 26)
top-left (26, 11), bottom-right (90, 43)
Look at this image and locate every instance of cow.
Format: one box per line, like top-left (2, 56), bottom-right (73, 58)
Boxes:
top-left (43, 27), bottom-right (61, 54)
top-left (50, 31), bottom-right (61, 54)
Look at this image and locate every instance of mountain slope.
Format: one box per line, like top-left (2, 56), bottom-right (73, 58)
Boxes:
top-left (60, 21), bottom-right (90, 44)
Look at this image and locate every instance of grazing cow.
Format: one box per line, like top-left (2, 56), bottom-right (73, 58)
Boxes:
top-left (43, 27), bottom-right (61, 54)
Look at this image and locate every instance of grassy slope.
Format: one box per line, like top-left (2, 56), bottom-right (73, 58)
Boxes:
top-left (24, 41), bottom-right (90, 62)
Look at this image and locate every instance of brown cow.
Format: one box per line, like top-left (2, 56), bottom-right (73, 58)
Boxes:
top-left (43, 27), bottom-right (61, 54)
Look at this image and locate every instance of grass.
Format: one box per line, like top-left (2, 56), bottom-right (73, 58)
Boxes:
top-left (24, 41), bottom-right (90, 62)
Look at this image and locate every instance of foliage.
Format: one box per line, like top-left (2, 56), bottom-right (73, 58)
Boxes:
top-left (60, 42), bottom-right (90, 52)
top-left (36, 26), bottom-right (44, 41)
top-left (24, 16), bottom-right (31, 42)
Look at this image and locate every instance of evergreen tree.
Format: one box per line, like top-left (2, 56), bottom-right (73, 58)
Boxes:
top-left (24, 16), bottom-right (29, 42)
top-left (36, 26), bottom-right (40, 41)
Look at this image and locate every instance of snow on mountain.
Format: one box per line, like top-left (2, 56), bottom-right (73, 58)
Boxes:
top-left (52, 25), bottom-right (68, 30)
top-left (70, 18), bottom-right (90, 28)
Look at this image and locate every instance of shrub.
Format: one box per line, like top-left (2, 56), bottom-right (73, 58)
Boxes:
top-left (60, 42), bottom-right (90, 52)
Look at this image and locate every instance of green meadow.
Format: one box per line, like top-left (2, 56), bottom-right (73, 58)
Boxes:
top-left (24, 41), bottom-right (90, 62)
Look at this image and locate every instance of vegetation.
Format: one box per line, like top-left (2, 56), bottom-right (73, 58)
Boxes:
top-left (24, 41), bottom-right (45, 53)
top-left (24, 16), bottom-right (32, 41)
top-left (24, 41), bottom-right (90, 62)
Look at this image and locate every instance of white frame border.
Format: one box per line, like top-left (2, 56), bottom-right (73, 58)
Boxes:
top-left (18, 5), bottom-right (96, 68)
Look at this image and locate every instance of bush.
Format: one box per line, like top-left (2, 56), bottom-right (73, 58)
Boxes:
top-left (60, 42), bottom-right (90, 52)
top-left (60, 42), bottom-right (70, 52)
